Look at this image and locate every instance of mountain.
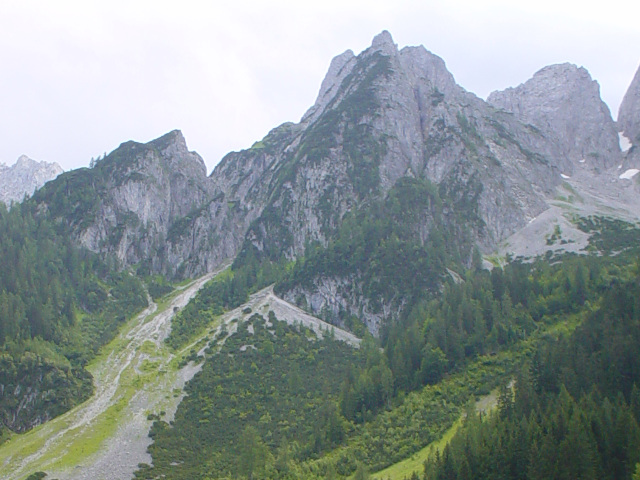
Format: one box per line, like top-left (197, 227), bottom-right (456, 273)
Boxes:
top-left (3, 30), bottom-right (640, 480)
top-left (487, 63), bottom-right (621, 173)
top-left (33, 131), bottom-right (214, 277)
top-left (619, 63), bottom-right (640, 147)
top-left (30, 31), bottom-right (640, 332)
top-left (0, 155), bottom-right (62, 206)
top-left (229, 32), bottom-right (633, 330)
top-left (618, 63), bottom-right (640, 171)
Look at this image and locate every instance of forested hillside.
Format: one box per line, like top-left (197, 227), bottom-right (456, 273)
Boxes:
top-left (2, 30), bottom-right (640, 480)
top-left (129, 223), bottom-right (640, 479)
top-left (0, 201), bottom-right (147, 439)
top-left (422, 264), bottom-right (640, 480)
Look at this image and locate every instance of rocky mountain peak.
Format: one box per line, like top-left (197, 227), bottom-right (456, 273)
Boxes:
top-left (488, 63), bottom-right (620, 172)
top-left (153, 129), bottom-right (207, 177)
top-left (16, 154), bottom-right (38, 167)
top-left (618, 63), bottom-right (640, 146)
top-left (30, 31), bottom-right (640, 294)
top-left (109, 129), bottom-right (207, 179)
top-left (398, 45), bottom-right (461, 98)
top-left (370, 30), bottom-right (397, 55)
top-left (149, 129), bottom-right (188, 153)
top-left (302, 49), bottom-right (356, 124)
top-left (0, 155), bottom-right (63, 206)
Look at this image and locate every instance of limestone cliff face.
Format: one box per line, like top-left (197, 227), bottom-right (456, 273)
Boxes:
top-left (239, 31), bottom-right (560, 264)
top-left (32, 31), bottom-right (636, 320)
top-left (0, 155), bottom-right (62, 206)
top-left (236, 33), bottom-right (638, 331)
top-left (166, 122), bottom-right (303, 276)
top-left (487, 64), bottom-right (622, 173)
top-left (234, 31), bottom-right (577, 329)
top-left (618, 64), bottom-right (640, 170)
top-left (619, 64), bottom-right (640, 145)
top-left (88, 131), bottom-right (213, 275)
top-left (34, 130), bottom-right (215, 277)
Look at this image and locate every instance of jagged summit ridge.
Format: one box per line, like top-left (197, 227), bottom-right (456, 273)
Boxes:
top-left (0, 155), bottom-right (63, 206)
top-left (488, 63), bottom-right (621, 172)
top-left (370, 29), bottom-right (397, 55)
top-left (618, 63), bottom-right (640, 146)
top-left (302, 49), bottom-right (356, 124)
top-left (31, 30), bottom-right (640, 289)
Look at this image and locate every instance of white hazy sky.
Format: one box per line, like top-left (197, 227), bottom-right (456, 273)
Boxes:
top-left (1, 0), bottom-right (639, 172)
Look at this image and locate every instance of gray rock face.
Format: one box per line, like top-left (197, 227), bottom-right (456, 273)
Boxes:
top-left (0, 155), bottom-right (62, 205)
top-left (618, 64), bottom-right (640, 170)
top-left (281, 276), bottom-right (398, 337)
top-left (169, 122), bottom-right (302, 276)
top-left (35, 130), bottom-right (216, 277)
top-left (301, 50), bottom-right (356, 125)
top-left (241, 31), bottom-right (558, 265)
top-left (619, 63), bottom-right (640, 146)
top-left (34, 31), bottom-right (637, 330)
top-left (488, 64), bottom-right (621, 172)
top-left (231, 32), bottom-right (576, 330)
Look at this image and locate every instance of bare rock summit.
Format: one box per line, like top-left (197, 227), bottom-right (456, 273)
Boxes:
top-left (0, 155), bottom-right (63, 206)
top-left (488, 63), bottom-right (621, 173)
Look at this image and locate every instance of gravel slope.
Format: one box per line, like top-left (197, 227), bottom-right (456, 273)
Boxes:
top-left (0, 272), bottom-right (359, 480)
top-left (1, 270), bottom-right (218, 480)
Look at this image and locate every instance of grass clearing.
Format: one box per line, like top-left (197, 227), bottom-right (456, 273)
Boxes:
top-left (372, 417), bottom-right (464, 480)
top-left (371, 387), bottom-right (500, 480)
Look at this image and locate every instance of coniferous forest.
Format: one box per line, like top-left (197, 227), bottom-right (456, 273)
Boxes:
top-left (422, 266), bottom-right (640, 480)
top-left (4, 23), bottom-right (640, 480)
top-left (2, 182), bottom-right (640, 480)
top-left (132, 224), bottom-right (640, 478)
top-left (0, 201), bottom-right (147, 440)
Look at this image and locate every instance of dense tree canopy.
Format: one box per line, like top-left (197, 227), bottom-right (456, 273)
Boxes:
top-left (0, 201), bottom-right (147, 437)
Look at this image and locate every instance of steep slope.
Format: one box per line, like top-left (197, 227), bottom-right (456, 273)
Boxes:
top-left (618, 63), bottom-right (640, 146)
top-left (238, 31), bottom-right (559, 262)
top-left (239, 32), bottom-right (609, 329)
top-left (0, 273), bottom-right (359, 480)
top-left (488, 63), bottom-right (640, 260)
top-left (488, 63), bottom-right (622, 173)
top-left (618, 63), bottom-right (640, 171)
top-left (33, 130), bottom-right (214, 277)
top-left (170, 122), bottom-right (303, 277)
top-left (0, 155), bottom-right (62, 205)
top-left (29, 31), bottom-right (637, 330)
top-left (0, 202), bottom-right (148, 437)
top-left (0, 271), bottom-right (216, 480)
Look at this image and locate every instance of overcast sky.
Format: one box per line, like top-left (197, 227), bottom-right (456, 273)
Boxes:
top-left (1, 0), bottom-right (639, 172)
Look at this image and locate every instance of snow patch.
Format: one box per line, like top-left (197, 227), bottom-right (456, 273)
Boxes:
top-left (561, 173), bottom-right (570, 179)
top-left (619, 169), bottom-right (640, 180)
top-left (619, 132), bottom-right (633, 152)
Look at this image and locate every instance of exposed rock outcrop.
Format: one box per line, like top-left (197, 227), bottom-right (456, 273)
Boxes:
top-left (31, 31), bottom-right (640, 330)
top-left (0, 155), bottom-right (62, 206)
top-left (618, 63), bottom-right (640, 170)
top-left (488, 63), bottom-right (622, 173)
top-left (619, 63), bottom-right (640, 146)
top-left (33, 131), bottom-right (215, 277)
top-left (240, 30), bottom-right (558, 265)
